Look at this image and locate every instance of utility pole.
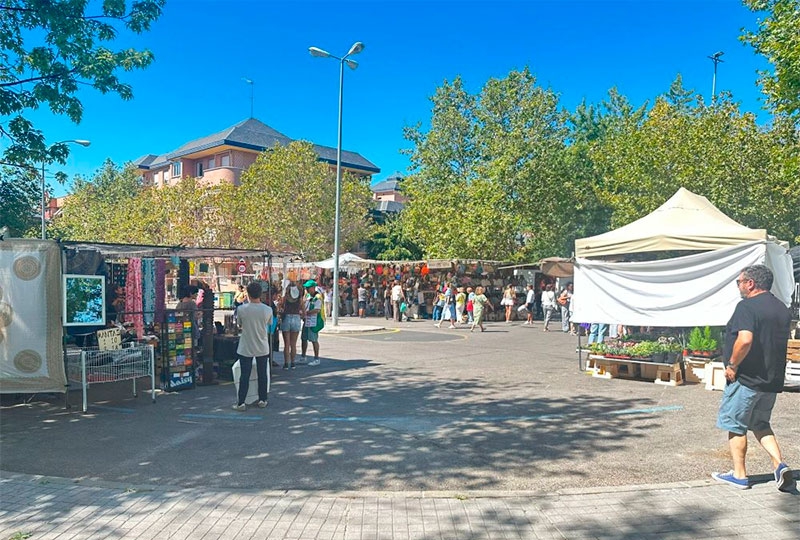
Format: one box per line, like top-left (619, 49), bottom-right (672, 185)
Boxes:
top-left (708, 51), bottom-right (724, 102)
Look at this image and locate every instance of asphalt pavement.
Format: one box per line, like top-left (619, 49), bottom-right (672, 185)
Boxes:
top-left (1, 317), bottom-right (798, 538)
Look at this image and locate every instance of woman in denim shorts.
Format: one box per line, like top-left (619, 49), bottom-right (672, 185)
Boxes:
top-left (279, 283), bottom-right (303, 369)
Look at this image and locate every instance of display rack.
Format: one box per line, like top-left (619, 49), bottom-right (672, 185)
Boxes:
top-left (155, 310), bottom-right (196, 391)
top-left (65, 344), bottom-right (156, 412)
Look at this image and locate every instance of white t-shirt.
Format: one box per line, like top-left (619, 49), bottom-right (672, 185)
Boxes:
top-left (526, 289), bottom-right (536, 304)
top-left (391, 284), bottom-right (404, 302)
top-left (542, 290), bottom-right (556, 308)
top-left (236, 302), bottom-right (273, 357)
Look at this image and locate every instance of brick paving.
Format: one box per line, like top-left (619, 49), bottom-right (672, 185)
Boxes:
top-left (1, 471), bottom-right (797, 539)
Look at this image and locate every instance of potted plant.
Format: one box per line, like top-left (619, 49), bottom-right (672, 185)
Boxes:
top-left (688, 327), bottom-right (704, 356)
top-left (698, 327), bottom-right (718, 357)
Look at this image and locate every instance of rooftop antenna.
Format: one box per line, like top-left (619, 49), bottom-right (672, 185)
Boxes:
top-left (708, 51), bottom-right (724, 102)
top-left (241, 77), bottom-right (254, 118)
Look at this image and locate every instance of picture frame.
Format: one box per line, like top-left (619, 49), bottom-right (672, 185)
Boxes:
top-left (63, 274), bottom-right (106, 327)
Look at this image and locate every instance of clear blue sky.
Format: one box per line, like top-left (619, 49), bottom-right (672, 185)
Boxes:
top-left (33, 0), bottom-right (768, 197)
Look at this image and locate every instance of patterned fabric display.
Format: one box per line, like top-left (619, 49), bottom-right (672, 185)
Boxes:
top-left (142, 258), bottom-right (155, 325)
top-left (155, 258), bottom-right (166, 323)
top-left (125, 258), bottom-right (144, 338)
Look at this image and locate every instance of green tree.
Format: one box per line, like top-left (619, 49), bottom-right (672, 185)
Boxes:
top-left (741, 0), bottom-right (800, 121)
top-left (50, 159), bottom-right (145, 241)
top-left (235, 141), bottom-right (373, 258)
top-left (367, 215), bottom-right (423, 260)
top-left (0, 0), bottom-right (164, 172)
top-left (0, 167), bottom-right (40, 237)
top-left (402, 69), bottom-right (592, 260)
top-left (590, 86), bottom-right (800, 243)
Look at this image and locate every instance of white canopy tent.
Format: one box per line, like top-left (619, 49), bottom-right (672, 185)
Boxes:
top-left (311, 252), bottom-right (372, 273)
top-left (571, 188), bottom-right (795, 327)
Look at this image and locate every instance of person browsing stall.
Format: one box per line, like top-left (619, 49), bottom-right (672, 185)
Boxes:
top-left (301, 280), bottom-right (324, 366)
top-left (232, 282), bottom-right (273, 411)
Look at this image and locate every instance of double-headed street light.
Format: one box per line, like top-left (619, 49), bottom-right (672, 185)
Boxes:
top-left (41, 139), bottom-right (91, 239)
top-left (708, 51), bottom-right (724, 101)
top-left (309, 41), bottom-right (364, 327)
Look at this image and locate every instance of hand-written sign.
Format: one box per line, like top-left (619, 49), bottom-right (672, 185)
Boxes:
top-left (97, 328), bottom-right (121, 351)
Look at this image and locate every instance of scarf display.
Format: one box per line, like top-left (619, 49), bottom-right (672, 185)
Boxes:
top-left (142, 258), bottom-right (155, 325)
top-left (155, 258), bottom-right (166, 323)
top-left (125, 258), bottom-right (144, 338)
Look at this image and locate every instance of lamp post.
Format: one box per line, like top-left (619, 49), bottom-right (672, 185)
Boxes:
top-left (708, 51), bottom-right (724, 102)
top-left (242, 77), bottom-right (254, 118)
top-left (309, 41), bottom-right (364, 327)
top-left (41, 139), bottom-right (91, 239)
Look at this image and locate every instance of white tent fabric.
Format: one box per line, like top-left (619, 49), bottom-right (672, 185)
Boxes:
top-left (571, 241), bottom-right (794, 327)
top-left (1, 239), bottom-right (67, 393)
top-left (575, 188), bottom-right (768, 258)
top-left (311, 253), bottom-right (371, 272)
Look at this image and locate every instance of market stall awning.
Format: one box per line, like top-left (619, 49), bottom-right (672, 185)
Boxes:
top-left (311, 252), bottom-right (371, 271)
top-left (539, 257), bottom-right (574, 277)
top-left (574, 188), bottom-right (768, 258)
top-left (59, 241), bottom-right (289, 260)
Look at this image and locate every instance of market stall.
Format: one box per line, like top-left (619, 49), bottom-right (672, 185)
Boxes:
top-left (571, 187), bottom-right (796, 385)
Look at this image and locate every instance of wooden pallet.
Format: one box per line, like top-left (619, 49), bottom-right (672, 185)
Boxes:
top-left (654, 362), bottom-right (684, 386)
top-left (683, 358), bottom-right (708, 384)
top-left (787, 339), bottom-right (800, 362)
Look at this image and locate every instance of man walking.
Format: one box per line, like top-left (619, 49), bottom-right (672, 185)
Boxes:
top-left (525, 284), bottom-right (536, 325)
top-left (712, 265), bottom-right (794, 492)
top-left (233, 282), bottom-right (273, 411)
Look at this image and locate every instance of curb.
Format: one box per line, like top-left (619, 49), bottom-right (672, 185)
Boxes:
top-left (0, 470), bottom-right (740, 499)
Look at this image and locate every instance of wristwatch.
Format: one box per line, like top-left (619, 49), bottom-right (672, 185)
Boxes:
top-left (727, 363), bottom-right (738, 370)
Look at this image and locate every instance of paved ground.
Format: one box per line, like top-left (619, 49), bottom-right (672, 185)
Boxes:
top-left (1, 318), bottom-right (798, 538)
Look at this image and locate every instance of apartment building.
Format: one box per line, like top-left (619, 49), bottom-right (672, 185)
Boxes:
top-left (134, 118), bottom-right (380, 187)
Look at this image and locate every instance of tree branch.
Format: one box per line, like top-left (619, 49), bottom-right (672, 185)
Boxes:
top-left (0, 67), bottom-right (80, 88)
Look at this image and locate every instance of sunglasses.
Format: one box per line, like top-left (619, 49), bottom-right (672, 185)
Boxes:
top-left (735, 278), bottom-right (752, 285)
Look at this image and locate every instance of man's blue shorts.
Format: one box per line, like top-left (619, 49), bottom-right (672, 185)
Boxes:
top-left (716, 380), bottom-right (776, 435)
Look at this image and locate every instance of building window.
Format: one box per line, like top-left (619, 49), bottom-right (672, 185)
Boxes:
top-left (196, 162), bottom-right (204, 177)
top-left (171, 162), bottom-right (182, 178)
top-left (220, 154), bottom-right (230, 167)
top-left (208, 157), bottom-right (215, 169)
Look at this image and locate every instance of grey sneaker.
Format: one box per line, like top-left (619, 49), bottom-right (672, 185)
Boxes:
top-left (257, 400), bottom-right (268, 409)
top-left (232, 403), bottom-right (246, 412)
top-left (308, 358), bottom-right (320, 366)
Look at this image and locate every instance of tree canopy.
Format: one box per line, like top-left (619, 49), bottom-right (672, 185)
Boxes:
top-left (741, 0), bottom-right (800, 121)
top-left (0, 0), bottom-right (163, 238)
top-left (50, 142), bottom-right (375, 258)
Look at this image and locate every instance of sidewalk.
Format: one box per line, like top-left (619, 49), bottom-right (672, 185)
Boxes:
top-left (1, 471), bottom-right (797, 539)
top-left (319, 317), bottom-right (386, 334)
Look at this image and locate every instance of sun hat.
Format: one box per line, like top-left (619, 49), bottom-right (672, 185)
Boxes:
top-left (303, 279), bottom-right (317, 288)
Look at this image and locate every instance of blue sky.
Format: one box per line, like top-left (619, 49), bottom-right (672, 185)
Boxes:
top-left (30, 0), bottom-right (769, 197)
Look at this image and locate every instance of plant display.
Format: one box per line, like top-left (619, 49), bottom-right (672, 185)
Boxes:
top-left (688, 327), bottom-right (719, 355)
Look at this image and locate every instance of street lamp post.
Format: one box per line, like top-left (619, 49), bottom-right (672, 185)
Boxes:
top-left (309, 41), bottom-right (364, 327)
top-left (708, 51), bottom-right (724, 102)
top-left (41, 139), bottom-right (91, 239)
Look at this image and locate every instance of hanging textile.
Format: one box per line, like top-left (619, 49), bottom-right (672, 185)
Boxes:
top-left (125, 258), bottom-right (144, 338)
top-left (142, 258), bottom-right (156, 325)
top-left (155, 258), bottom-right (166, 323)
